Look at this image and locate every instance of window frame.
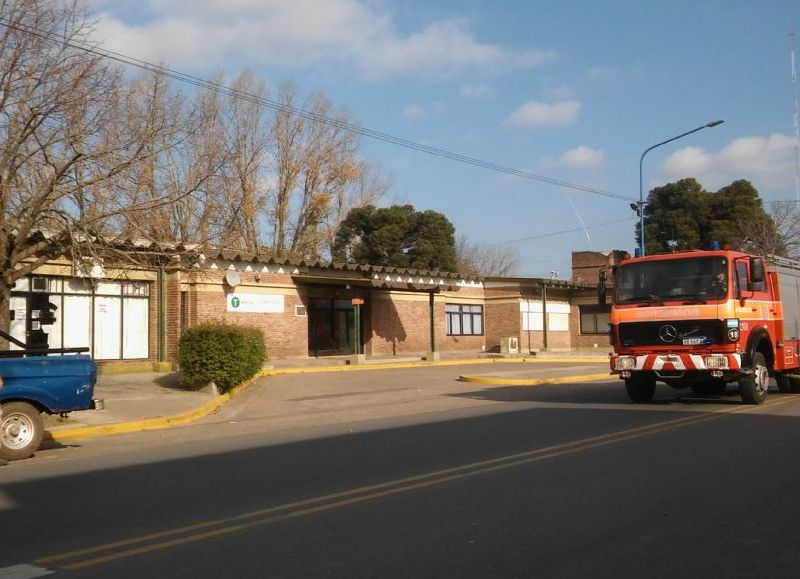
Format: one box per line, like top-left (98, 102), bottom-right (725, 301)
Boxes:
top-left (579, 304), bottom-right (610, 335)
top-left (446, 303), bottom-right (484, 337)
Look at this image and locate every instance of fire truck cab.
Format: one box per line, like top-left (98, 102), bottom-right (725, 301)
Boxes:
top-left (607, 250), bottom-right (800, 404)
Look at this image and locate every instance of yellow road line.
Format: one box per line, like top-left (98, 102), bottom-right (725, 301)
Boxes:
top-left (36, 395), bottom-right (795, 571)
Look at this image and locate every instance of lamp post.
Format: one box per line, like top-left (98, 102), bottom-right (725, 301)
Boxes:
top-left (637, 119), bottom-right (724, 256)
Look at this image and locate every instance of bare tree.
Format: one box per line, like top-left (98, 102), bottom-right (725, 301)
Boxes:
top-left (267, 84), bottom-right (386, 259)
top-left (766, 202), bottom-right (800, 259)
top-left (736, 202), bottom-right (789, 258)
top-left (456, 235), bottom-right (519, 277)
top-left (219, 71), bottom-right (268, 253)
top-left (0, 0), bottom-right (218, 340)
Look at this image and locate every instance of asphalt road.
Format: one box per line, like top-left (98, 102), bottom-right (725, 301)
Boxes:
top-left (4, 362), bottom-right (800, 578)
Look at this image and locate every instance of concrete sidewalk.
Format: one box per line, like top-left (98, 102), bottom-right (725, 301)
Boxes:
top-left (43, 351), bottom-right (610, 441)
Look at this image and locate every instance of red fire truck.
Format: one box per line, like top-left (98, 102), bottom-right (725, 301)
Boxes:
top-left (606, 250), bottom-right (800, 404)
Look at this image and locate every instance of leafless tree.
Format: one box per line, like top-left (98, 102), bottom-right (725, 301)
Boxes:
top-left (456, 235), bottom-right (519, 277)
top-left (0, 0), bottom-right (219, 340)
top-left (219, 71), bottom-right (268, 253)
top-left (765, 202), bottom-right (800, 259)
top-left (734, 202), bottom-right (791, 258)
top-left (267, 84), bottom-right (386, 260)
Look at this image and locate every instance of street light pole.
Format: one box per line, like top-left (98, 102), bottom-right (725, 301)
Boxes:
top-left (637, 119), bottom-right (724, 256)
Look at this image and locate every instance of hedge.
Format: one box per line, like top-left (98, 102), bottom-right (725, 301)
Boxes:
top-left (179, 323), bottom-right (266, 393)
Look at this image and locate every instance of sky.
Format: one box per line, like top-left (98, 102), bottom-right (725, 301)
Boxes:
top-left (89, 0), bottom-right (799, 279)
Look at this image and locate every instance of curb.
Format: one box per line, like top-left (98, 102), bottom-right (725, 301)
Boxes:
top-left (44, 372), bottom-right (265, 443)
top-left (44, 357), bottom-right (610, 442)
top-left (458, 372), bottom-right (613, 387)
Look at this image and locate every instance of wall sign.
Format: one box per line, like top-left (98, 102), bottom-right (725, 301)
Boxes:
top-left (227, 293), bottom-right (285, 313)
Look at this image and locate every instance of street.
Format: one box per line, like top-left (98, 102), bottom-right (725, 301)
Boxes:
top-left (4, 361), bottom-right (800, 578)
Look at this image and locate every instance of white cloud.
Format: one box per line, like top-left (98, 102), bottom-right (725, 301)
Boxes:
top-left (402, 101), bottom-right (447, 120)
top-left (558, 146), bottom-right (605, 169)
top-left (402, 104), bottom-right (427, 120)
top-left (504, 100), bottom-right (581, 129)
top-left (658, 133), bottom-right (797, 196)
top-left (544, 84), bottom-right (575, 101)
top-left (460, 83), bottom-right (494, 99)
top-left (585, 65), bottom-right (616, 81)
top-left (90, 0), bottom-right (554, 80)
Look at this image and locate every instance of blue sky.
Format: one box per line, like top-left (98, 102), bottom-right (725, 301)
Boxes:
top-left (91, 0), bottom-right (799, 278)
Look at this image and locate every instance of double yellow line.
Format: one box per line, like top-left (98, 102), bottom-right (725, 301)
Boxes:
top-left (35, 396), bottom-right (795, 572)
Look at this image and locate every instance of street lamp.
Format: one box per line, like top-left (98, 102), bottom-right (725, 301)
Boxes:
top-left (637, 119), bottom-right (724, 256)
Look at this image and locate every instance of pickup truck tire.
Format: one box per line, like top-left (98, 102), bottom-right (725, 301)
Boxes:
top-left (0, 401), bottom-right (44, 461)
top-left (625, 373), bottom-right (656, 403)
top-left (739, 352), bottom-right (769, 405)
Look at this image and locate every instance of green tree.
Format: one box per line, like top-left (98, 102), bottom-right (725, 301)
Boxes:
top-left (641, 178), bottom-right (782, 255)
top-left (642, 178), bottom-right (709, 254)
top-left (333, 204), bottom-right (458, 271)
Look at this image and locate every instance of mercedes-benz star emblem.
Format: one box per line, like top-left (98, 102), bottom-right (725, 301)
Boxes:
top-left (659, 324), bottom-right (678, 343)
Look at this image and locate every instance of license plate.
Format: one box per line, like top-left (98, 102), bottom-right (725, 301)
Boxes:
top-left (682, 337), bottom-right (706, 345)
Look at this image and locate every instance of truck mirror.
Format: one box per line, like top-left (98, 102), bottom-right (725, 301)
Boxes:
top-left (598, 270), bottom-right (607, 305)
top-left (750, 257), bottom-right (765, 285)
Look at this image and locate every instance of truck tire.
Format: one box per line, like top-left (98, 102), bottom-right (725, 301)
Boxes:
top-left (779, 373), bottom-right (800, 394)
top-left (739, 352), bottom-right (769, 405)
top-left (625, 373), bottom-right (656, 403)
top-left (0, 402), bottom-right (44, 461)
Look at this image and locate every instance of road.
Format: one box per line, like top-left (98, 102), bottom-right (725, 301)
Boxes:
top-left (3, 361), bottom-right (800, 578)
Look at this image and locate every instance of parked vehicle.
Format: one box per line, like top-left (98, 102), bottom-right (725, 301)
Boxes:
top-left (0, 329), bottom-right (99, 460)
top-left (606, 250), bottom-right (800, 404)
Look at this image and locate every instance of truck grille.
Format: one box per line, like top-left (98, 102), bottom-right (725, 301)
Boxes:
top-left (618, 319), bottom-right (723, 347)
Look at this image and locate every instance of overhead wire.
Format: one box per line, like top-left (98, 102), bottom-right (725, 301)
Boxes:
top-left (481, 216), bottom-right (635, 247)
top-left (0, 15), bottom-right (636, 203)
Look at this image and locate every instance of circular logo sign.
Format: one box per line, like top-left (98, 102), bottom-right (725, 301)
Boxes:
top-left (231, 296), bottom-right (241, 308)
top-left (658, 324), bottom-right (678, 343)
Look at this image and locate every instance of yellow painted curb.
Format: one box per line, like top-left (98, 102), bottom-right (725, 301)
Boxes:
top-left (45, 372), bottom-right (266, 443)
top-left (458, 372), bottom-right (613, 387)
top-left (262, 356), bottom-right (608, 376)
top-left (44, 357), bottom-right (609, 442)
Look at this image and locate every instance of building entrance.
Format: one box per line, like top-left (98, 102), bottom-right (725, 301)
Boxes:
top-left (308, 298), bottom-right (363, 356)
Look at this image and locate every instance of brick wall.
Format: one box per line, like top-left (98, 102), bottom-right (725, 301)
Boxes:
top-left (485, 301), bottom-right (520, 351)
top-left (571, 250), bottom-right (628, 284)
top-left (183, 268), bottom-right (309, 360)
top-left (368, 289), bottom-right (486, 355)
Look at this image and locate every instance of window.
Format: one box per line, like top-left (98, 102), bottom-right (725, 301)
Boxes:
top-left (446, 304), bottom-right (483, 336)
top-left (579, 305), bottom-right (610, 335)
top-left (11, 276), bottom-right (151, 360)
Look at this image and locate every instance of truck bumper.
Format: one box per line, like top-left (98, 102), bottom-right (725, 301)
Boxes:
top-left (611, 353), bottom-right (742, 374)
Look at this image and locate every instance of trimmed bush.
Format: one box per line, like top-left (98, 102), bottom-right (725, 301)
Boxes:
top-left (179, 323), bottom-right (266, 393)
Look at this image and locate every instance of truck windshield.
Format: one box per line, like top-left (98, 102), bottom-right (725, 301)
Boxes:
top-left (615, 256), bottom-right (728, 304)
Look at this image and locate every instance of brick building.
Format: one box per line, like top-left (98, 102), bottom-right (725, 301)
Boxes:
top-left (7, 250), bottom-right (619, 366)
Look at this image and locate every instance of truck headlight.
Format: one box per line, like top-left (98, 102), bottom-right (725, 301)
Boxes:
top-left (615, 356), bottom-right (636, 371)
top-left (704, 355), bottom-right (729, 369)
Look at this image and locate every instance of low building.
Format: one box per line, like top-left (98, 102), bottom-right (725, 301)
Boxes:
top-left (5, 249), bottom-right (620, 366)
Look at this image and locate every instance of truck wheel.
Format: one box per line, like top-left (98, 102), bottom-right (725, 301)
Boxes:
top-left (777, 373), bottom-right (793, 393)
top-left (739, 352), bottom-right (769, 405)
top-left (0, 402), bottom-right (44, 461)
top-left (625, 373), bottom-right (656, 403)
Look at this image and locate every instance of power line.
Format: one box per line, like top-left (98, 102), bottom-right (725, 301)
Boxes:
top-left (481, 216), bottom-right (635, 247)
top-left (0, 16), bottom-right (637, 203)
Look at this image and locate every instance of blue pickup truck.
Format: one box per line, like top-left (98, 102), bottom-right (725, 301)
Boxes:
top-left (1, 330), bottom-right (99, 461)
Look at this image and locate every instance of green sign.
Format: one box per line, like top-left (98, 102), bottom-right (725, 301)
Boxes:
top-left (231, 296), bottom-right (241, 308)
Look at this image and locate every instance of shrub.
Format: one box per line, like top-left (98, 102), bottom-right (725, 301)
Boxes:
top-left (179, 323), bottom-right (266, 393)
